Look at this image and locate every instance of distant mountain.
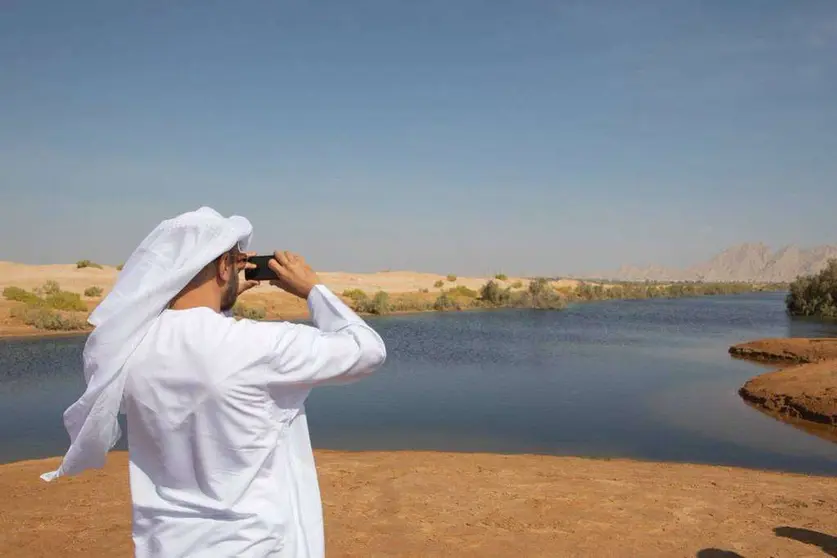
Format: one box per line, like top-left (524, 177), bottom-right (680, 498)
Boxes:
top-left (586, 243), bottom-right (837, 283)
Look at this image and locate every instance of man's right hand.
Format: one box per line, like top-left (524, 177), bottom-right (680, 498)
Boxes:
top-left (268, 251), bottom-right (321, 300)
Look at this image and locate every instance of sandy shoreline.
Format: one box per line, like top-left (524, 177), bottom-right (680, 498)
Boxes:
top-left (730, 339), bottom-right (837, 438)
top-left (3, 451), bottom-right (837, 557)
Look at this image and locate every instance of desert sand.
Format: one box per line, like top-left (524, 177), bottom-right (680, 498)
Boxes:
top-left (3, 451), bottom-right (837, 557)
top-left (0, 261), bottom-right (582, 296)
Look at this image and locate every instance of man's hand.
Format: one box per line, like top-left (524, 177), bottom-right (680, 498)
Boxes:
top-left (237, 251), bottom-right (260, 295)
top-left (268, 251), bottom-right (321, 300)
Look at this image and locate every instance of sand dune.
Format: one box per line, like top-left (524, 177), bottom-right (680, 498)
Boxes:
top-left (0, 261), bottom-right (581, 297)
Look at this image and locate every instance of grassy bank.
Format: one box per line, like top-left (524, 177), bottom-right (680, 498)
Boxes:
top-left (338, 279), bottom-right (787, 316)
top-left (3, 277), bottom-right (788, 334)
top-left (2, 281), bottom-right (91, 331)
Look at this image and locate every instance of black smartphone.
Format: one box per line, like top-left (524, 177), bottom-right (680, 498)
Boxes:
top-left (244, 255), bottom-right (278, 281)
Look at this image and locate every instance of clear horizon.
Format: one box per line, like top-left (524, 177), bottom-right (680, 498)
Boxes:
top-left (1, 1), bottom-right (835, 276)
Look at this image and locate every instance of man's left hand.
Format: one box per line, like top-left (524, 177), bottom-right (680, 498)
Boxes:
top-left (237, 252), bottom-right (260, 295)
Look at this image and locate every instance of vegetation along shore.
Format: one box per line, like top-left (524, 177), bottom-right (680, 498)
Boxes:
top-left (0, 260), bottom-right (786, 337)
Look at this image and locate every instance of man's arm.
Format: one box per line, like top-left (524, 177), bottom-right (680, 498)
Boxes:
top-left (235, 250), bottom-right (386, 387)
top-left (260, 284), bottom-right (386, 386)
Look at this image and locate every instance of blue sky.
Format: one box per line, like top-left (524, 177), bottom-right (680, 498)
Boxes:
top-left (1, 1), bottom-right (835, 275)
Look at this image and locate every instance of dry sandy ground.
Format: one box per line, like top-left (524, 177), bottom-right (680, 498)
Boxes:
top-left (2, 451), bottom-right (837, 557)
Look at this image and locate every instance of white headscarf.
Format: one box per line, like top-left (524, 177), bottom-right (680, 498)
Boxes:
top-left (41, 207), bottom-right (253, 482)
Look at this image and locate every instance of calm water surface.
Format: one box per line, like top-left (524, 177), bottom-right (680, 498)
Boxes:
top-left (2, 292), bottom-right (837, 474)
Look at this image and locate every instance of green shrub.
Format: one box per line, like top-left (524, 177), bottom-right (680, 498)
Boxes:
top-left (3, 286), bottom-right (42, 306)
top-left (45, 290), bottom-right (87, 312)
top-left (389, 293), bottom-right (432, 313)
top-left (479, 280), bottom-right (511, 306)
top-left (446, 285), bottom-right (478, 298)
top-left (495, 273), bottom-right (508, 281)
top-left (369, 291), bottom-right (391, 315)
top-left (525, 278), bottom-right (565, 310)
top-left (84, 286), bottom-right (104, 298)
top-left (116, 263), bottom-right (124, 271)
top-left (10, 306), bottom-right (87, 331)
top-left (446, 274), bottom-right (457, 283)
top-left (433, 292), bottom-right (459, 311)
top-left (357, 291), bottom-right (390, 315)
top-left (342, 288), bottom-right (368, 301)
top-left (342, 289), bottom-right (369, 311)
top-left (433, 280), bottom-right (445, 288)
top-left (232, 303), bottom-right (267, 320)
top-left (76, 260), bottom-right (103, 270)
top-left (786, 259), bottom-right (837, 318)
top-left (42, 280), bottom-right (61, 296)
top-left (6, 282), bottom-right (88, 311)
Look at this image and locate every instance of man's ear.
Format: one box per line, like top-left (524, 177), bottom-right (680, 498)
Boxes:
top-left (216, 252), bottom-right (234, 283)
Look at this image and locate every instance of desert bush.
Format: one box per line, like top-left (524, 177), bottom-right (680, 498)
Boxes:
top-left (446, 274), bottom-right (457, 283)
top-left (524, 278), bottom-right (565, 310)
top-left (44, 290), bottom-right (87, 312)
top-left (42, 280), bottom-right (61, 296)
top-left (446, 285), bottom-right (478, 298)
top-left (786, 259), bottom-right (837, 318)
top-left (4, 283), bottom-right (87, 311)
top-left (360, 291), bottom-right (391, 315)
top-left (10, 306), bottom-right (87, 331)
top-left (342, 288), bottom-right (368, 301)
top-left (494, 273), bottom-right (508, 281)
top-left (433, 292), bottom-right (459, 311)
top-left (511, 280), bottom-right (523, 289)
top-left (389, 293), bottom-right (433, 313)
top-left (232, 303), bottom-right (266, 320)
top-left (84, 286), bottom-right (104, 298)
top-left (76, 260), bottom-right (103, 270)
top-left (342, 289), bottom-right (369, 311)
top-left (116, 263), bottom-right (124, 271)
top-left (479, 280), bottom-right (511, 306)
top-left (3, 286), bottom-right (42, 306)
top-left (433, 280), bottom-right (445, 288)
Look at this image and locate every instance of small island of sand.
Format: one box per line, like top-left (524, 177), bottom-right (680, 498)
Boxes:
top-left (730, 338), bottom-right (837, 434)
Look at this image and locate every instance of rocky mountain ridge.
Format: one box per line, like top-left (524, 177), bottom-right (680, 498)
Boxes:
top-left (588, 243), bottom-right (837, 282)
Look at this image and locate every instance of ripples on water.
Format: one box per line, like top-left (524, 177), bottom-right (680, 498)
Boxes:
top-left (2, 292), bottom-right (837, 474)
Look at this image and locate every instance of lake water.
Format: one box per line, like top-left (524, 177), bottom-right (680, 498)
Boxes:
top-left (3, 292), bottom-right (837, 475)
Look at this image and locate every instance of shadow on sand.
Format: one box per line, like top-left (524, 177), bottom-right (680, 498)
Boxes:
top-left (697, 526), bottom-right (837, 558)
top-left (774, 526), bottom-right (837, 557)
top-left (696, 550), bottom-right (744, 558)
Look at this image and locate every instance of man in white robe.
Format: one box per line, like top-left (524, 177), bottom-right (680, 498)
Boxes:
top-left (41, 207), bottom-right (387, 557)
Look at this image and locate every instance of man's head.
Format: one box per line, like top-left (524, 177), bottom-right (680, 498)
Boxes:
top-left (169, 246), bottom-right (247, 313)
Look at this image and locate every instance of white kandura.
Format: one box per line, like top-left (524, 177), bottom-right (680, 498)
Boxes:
top-left (41, 207), bottom-right (387, 558)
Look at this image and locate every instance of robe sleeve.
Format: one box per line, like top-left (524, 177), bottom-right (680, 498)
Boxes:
top-left (261, 285), bottom-right (386, 386)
